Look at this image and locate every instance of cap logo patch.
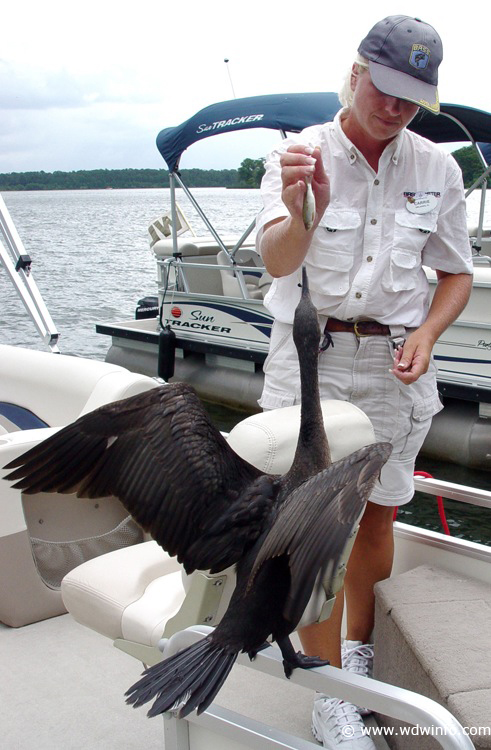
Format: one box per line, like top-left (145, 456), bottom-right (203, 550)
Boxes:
top-left (409, 44), bottom-right (430, 70)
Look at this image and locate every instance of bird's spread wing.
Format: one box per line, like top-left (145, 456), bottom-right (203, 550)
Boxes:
top-left (3, 383), bottom-right (266, 572)
top-left (248, 442), bottom-right (392, 628)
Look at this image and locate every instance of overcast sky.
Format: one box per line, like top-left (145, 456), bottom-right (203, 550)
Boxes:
top-left (1, 1), bottom-right (489, 174)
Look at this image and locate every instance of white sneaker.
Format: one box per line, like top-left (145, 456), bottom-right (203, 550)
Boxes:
top-left (342, 640), bottom-right (374, 716)
top-left (312, 696), bottom-right (376, 749)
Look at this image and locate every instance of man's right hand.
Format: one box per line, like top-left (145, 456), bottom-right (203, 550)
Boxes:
top-left (279, 145), bottom-right (330, 232)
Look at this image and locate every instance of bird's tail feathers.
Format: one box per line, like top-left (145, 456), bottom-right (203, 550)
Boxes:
top-left (125, 637), bottom-right (237, 718)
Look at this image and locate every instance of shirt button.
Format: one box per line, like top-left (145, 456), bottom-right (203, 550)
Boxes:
top-left (374, 179), bottom-right (380, 186)
top-left (355, 292), bottom-right (362, 299)
top-left (370, 218), bottom-right (377, 225)
top-left (367, 256), bottom-right (373, 262)
top-left (350, 154), bottom-right (356, 161)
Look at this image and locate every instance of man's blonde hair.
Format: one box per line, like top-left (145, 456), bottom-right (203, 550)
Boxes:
top-left (338, 55), bottom-right (369, 108)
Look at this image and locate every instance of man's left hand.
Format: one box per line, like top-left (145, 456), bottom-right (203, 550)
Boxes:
top-left (390, 330), bottom-right (432, 384)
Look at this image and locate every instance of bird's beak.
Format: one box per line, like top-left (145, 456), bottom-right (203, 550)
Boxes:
top-left (301, 266), bottom-right (309, 296)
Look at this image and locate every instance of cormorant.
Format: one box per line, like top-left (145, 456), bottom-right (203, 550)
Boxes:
top-left (4, 268), bottom-right (391, 718)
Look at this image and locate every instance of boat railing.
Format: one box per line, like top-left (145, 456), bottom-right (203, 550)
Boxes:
top-left (393, 473), bottom-right (491, 585)
top-left (162, 625), bottom-right (476, 750)
top-left (168, 172), bottom-right (258, 266)
top-left (466, 157), bottom-right (491, 258)
top-left (410, 474), bottom-right (491, 567)
top-left (0, 194), bottom-right (60, 352)
top-left (413, 474), bottom-right (491, 511)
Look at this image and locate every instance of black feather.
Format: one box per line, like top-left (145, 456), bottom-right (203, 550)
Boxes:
top-left (125, 638), bottom-right (237, 718)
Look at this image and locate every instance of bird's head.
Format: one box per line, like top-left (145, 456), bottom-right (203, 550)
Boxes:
top-left (293, 267), bottom-right (320, 356)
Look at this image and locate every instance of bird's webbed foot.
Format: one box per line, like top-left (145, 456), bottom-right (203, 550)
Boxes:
top-left (283, 652), bottom-right (330, 679)
top-left (276, 636), bottom-right (330, 679)
top-left (247, 641), bottom-right (270, 661)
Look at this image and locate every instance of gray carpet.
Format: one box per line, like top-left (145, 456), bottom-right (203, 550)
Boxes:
top-left (1, 615), bottom-right (162, 749)
top-left (1, 614), bottom-right (387, 749)
top-left (0, 615), bottom-right (318, 749)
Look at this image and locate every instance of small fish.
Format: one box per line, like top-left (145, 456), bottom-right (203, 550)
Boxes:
top-left (302, 177), bottom-right (315, 231)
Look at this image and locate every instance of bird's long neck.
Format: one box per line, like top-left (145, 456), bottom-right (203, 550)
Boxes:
top-left (287, 341), bottom-right (331, 489)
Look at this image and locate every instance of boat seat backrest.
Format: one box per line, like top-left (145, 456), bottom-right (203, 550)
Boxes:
top-left (152, 236), bottom-right (256, 259)
top-left (153, 239), bottom-right (225, 295)
top-left (0, 345), bottom-right (158, 627)
top-left (216, 250), bottom-right (272, 300)
top-left (227, 400), bottom-right (376, 473)
top-left (0, 429), bottom-right (147, 628)
top-left (0, 344), bottom-right (157, 428)
top-left (468, 224), bottom-right (491, 238)
top-left (152, 237), bottom-right (267, 296)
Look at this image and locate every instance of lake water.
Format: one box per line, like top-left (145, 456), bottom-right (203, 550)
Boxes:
top-left (0, 188), bottom-right (262, 359)
top-left (1, 187), bottom-right (490, 543)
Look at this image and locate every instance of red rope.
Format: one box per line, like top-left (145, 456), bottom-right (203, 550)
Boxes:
top-left (393, 471), bottom-right (451, 536)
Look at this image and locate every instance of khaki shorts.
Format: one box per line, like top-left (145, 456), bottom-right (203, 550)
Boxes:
top-left (259, 321), bottom-right (443, 507)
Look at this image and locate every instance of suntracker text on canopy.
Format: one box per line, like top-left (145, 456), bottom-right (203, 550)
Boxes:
top-left (156, 93), bottom-right (491, 172)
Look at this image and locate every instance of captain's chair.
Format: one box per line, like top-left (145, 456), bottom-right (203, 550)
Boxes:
top-left (216, 249), bottom-right (273, 299)
top-left (0, 345), bottom-right (157, 627)
top-left (61, 400), bottom-right (376, 666)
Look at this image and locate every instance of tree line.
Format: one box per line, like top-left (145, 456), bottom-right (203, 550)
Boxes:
top-left (0, 167), bottom-right (242, 191)
top-left (0, 149), bottom-right (487, 191)
top-left (0, 158), bottom-right (263, 191)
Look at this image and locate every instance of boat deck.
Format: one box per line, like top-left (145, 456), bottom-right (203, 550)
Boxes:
top-left (1, 614), bottom-right (389, 749)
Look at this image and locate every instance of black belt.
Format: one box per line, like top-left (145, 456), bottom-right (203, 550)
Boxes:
top-left (324, 318), bottom-right (391, 337)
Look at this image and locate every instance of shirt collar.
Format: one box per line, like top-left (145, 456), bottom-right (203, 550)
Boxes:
top-left (332, 109), bottom-right (405, 166)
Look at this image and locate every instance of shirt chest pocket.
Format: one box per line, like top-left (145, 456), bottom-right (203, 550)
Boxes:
top-left (307, 209), bottom-right (360, 296)
top-left (382, 210), bottom-right (438, 292)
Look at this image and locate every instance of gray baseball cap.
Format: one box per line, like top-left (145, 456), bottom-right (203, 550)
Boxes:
top-left (358, 15), bottom-right (442, 114)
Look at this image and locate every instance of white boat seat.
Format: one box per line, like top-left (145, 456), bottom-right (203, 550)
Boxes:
top-left (153, 238), bottom-right (256, 296)
top-left (152, 236), bottom-right (256, 259)
top-left (0, 344), bottom-right (156, 430)
top-left (468, 224), bottom-right (491, 238)
top-left (61, 400), bottom-right (376, 666)
top-left (0, 345), bottom-right (158, 628)
top-left (216, 249), bottom-right (272, 300)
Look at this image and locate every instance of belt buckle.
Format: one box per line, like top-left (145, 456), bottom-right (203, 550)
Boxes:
top-left (353, 321), bottom-right (369, 338)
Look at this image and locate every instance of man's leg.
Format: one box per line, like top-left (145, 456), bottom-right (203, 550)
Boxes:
top-left (344, 501), bottom-right (394, 642)
top-left (298, 500), bottom-right (394, 659)
top-left (302, 502), bottom-right (394, 749)
top-left (299, 580), bottom-right (345, 667)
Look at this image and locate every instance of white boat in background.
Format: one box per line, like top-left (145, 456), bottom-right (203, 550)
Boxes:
top-left (91, 93), bottom-right (491, 470)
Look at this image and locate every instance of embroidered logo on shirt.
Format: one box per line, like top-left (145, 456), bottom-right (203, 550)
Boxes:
top-left (409, 44), bottom-right (431, 70)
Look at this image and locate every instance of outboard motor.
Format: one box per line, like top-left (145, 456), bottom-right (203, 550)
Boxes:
top-left (135, 296), bottom-right (158, 320)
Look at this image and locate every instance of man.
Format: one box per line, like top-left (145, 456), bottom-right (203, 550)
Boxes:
top-left (256, 15), bottom-right (473, 749)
